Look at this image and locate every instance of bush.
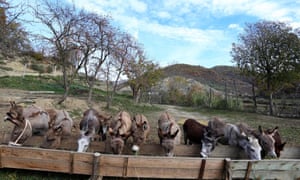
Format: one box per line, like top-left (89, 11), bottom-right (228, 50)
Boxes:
top-left (30, 64), bottom-right (45, 74)
top-left (46, 65), bottom-right (53, 73)
top-left (213, 98), bottom-right (243, 110)
top-left (23, 51), bottom-right (44, 61)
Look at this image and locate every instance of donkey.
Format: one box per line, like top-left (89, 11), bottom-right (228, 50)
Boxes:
top-left (203, 117), bottom-right (262, 160)
top-left (183, 118), bottom-right (219, 158)
top-left (182, 119), bottom-right (218, 157)
top-left (4, 101), bottom-right (50, 146)
top-left (109, 111), bottom-right (133, 154)
top-left (77, 108), bottom-right (112, 152)
top-left (252, 126), bottom-right (279, 159)
top-left (131, 114), bottom-right (151, 154)
top-left (183, 118), bottom-right (208, 145)
top-left (228, 123), bottom-right (262, 160)
top-left (40, 110), bottom-right (74, 149)
top-left (157, 112), bottom-right (181, 157)
top-left (266, 127), bottom-right (286, 158)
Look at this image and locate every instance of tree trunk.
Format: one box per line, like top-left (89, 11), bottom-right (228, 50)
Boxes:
top-left (58, 86), bottom-right (69, 104)
top-left (58, 65), bottom-right (69, 105)
top-left (132, 87), bottom-right (141, 103)
top-left (251, 82), bottom-right (257, 112)
top-left (87, 87), bottom-right (94, 108)
top-left (106, 95), bottom-right (112, 109)
top-left (269, 92), bottom-right (274, 116)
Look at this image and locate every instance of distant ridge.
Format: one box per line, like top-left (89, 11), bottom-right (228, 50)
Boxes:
top-left (161, 64), bottom-right (252, 95)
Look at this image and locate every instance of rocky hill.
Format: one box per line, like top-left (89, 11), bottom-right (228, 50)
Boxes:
top-left (161, 64), bottom-right (252, 96)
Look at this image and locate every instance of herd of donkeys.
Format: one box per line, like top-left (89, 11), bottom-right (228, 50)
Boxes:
top-left (4, 101), bottom-right (286, 160)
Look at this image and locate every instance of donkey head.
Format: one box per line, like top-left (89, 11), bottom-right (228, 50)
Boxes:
top-left (158, 123), bottom-right (180, 157)
top-left (257, 126), bottom-right (277, 158)
top-left (40, 125), bottom-right (64, 149)
top-left (5, 101), bottom-right (32, 146)
top-left (131, 114), bottom-right (150, 154)
top-left (200, 127), bottom-right (219, 158)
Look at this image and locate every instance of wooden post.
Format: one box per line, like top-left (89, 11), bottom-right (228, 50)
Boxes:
top-left (90, 152), bottom-right (101, 180)
top-left (69, 152), bottom-right (74, 174)
top-left (244, 161), bottom-right (253, 180)
top-left (122, 157), bottom-right (129, 177)
top-left (224, 158), bottom-right (232, 180)
top-left (198, 159), bottom-right (206, 180)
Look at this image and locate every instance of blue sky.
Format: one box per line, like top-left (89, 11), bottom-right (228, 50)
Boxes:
top-left (14, 0), bottom-right (300, 68)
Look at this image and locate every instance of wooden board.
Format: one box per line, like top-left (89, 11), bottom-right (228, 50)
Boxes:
top-left (230, 159), bottom-right (300, 179)
top-left (98, 155), bottom-right (226, 179)
top-left (0, 146), bottom-right (71, 173)
top-left (0, 145), bottom-right (299, 179)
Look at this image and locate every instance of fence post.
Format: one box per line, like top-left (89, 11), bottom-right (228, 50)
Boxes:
top-left (69, 152), bottom-right (74, 174)
top-left (244, 161), bottom-right (253, 180)
top-left (224, 158), bottom-right (232, 180)
top-left (90, 152), bottom-right (101, 180)
top-left (198, 159), bottom-right (206, 180)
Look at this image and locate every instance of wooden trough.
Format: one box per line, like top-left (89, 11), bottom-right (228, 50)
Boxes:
top-left (0, 132), bottom-right (300, 180)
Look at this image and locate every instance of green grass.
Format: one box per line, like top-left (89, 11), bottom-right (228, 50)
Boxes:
top-left (0, 75), bottom-right (64, 92)
top-left (0, 75), bottom-right (162, 115)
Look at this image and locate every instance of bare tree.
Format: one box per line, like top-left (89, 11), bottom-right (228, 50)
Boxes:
top-left (82, 14), bottom-right (116, 106)
top-left (102, 32), bottom-right (137, 108)
top-left (33, 0), bottom-right (88, 104)
top-left (0, 0), bottom-right (30, 55)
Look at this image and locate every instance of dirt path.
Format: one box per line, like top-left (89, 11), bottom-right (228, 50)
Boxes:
top-left (155, 104), bottom-right (209, 125)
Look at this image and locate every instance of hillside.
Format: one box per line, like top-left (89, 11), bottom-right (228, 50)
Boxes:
top-left (0, 57), bottom-right (253, 96)
top-left (162, 64), bottom-right (252, 95)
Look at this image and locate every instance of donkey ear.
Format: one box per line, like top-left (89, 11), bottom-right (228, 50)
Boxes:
top-left (8, 118), bottom-right (22, 127)
top-left (54, 126), bottom-right (63, 136)
top-left (258, 125), bottom-right (264, 134)
top-left (171, 129), bottom-right (179, 139)
top-left (268, 126), bottom-right (278, 135)
top-left (130, 122), bottom-right (137, 131)
top-left (132, 115), bottom-right (137, 122)
top-left (279, 142), bottom-right (286, 150)
top-left (9, 101), bottom-right (16, 108)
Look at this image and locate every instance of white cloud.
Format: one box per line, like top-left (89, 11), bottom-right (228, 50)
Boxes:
top-left (156, 11), bottom-right (171, 19)
top-left (228, 24), bottom-right (243, 32)
top-left (128, 0), bottom-right (147, 13)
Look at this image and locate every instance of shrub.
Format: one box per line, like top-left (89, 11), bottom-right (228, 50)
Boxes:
top-left (30, 64), bottom-right (45, 74)
top-left (46, 65), bottom-right (53, 73)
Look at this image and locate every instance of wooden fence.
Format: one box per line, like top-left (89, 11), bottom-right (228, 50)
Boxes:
top-left (0, 133), bottom-right (300, 180)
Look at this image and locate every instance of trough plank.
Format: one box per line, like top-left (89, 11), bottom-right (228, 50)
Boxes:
top-left (0, 145), bottom-right (300, 179)
top-left (72, 152), bottom-right (94, 175)
top-left (98, 155), bottom-right (225, 179)
top-left (281, 145), bottom-right (300, 159)
top-left (0, 146), bottom-right (71, 173)
top-left (230, 159), bottom-right (300, 179)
